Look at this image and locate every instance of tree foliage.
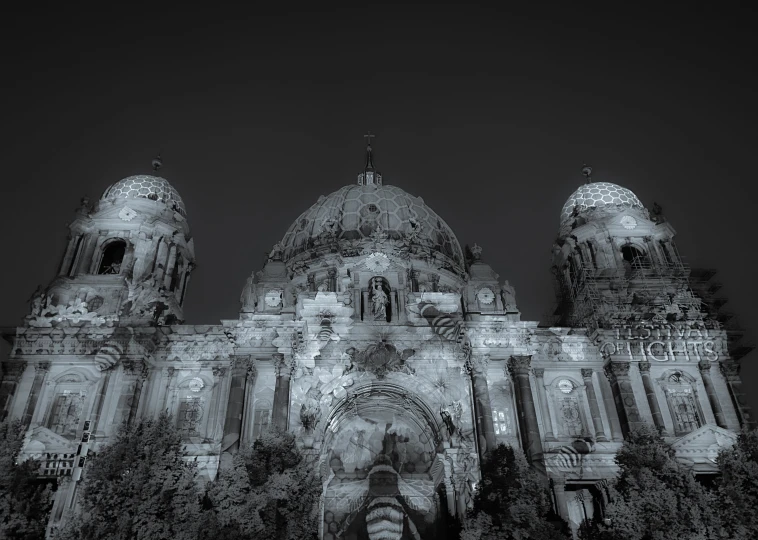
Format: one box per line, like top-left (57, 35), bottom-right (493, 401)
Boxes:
top-left (598, 424), bottom-right (722, 540)
top-left (55, 413), bottom-right (202, 540)
top-left (461, 443), bottom-right (570, 540)
top-left (713, 427), bottom-right (758, 540)
top-left (202, 428), bottom-right (321, 540)
top-left (0, 419), bottom-right (53, 539)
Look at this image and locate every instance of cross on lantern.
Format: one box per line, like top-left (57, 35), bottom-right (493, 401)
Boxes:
top-left (364, 131), bottom-right (375, 147)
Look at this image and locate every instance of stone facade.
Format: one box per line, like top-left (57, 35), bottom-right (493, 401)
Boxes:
top-left (1, 155), bottom-right (753, 539)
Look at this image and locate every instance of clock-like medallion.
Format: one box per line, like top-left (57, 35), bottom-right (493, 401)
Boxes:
top-left (620, 215), bottom-right (637, 230)
top-left (265, 289), bottom-right (283, 307)
top-left (477, 287), bottom-right (495, 305)
top-left (558, 379), bottom-right (574, 394)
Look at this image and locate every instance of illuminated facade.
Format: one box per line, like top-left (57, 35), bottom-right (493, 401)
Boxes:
top-left (1, 148), bottom-right (754, 538)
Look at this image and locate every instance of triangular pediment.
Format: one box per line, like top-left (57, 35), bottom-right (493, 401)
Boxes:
top-left (23, 426), bottom-right (78, 453)
top-left (671, 424), bottom-right (737, 451)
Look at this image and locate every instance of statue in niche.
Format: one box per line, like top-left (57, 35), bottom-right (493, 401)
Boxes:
top-left (370, 278), bottom-right (389, 321)
top-left (268, 242), bottom-right (284, 261)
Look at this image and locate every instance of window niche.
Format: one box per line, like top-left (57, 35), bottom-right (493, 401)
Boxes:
top-left (489, 379), bottom-right (518, 444)
top-left (174, 375), bottom-right (212, 440)
top-left (43, 371), bottom-right (95, 440)
top-left (252, 395), bottom-right (273, 440)
top-left (659, 370), bottom-right (704, 436)
top-left (548, 377), bottom-right (590, 439)
top-left (620, 244), bottom-right (648, 267)
top-left (97, 240), bottom-right (126, 275)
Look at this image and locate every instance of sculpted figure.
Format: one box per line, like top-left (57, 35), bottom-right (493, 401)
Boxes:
top-left (240, 275), bottom-right (258, 312)
top-left (28, 286), bottom-right (45, 316)
top-left (371, 279), bottom-right (389, 321)
top-left (500, 280), bottom-right (517, 312)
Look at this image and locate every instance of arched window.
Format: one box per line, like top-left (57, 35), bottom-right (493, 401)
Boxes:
top-left (621, 245), bottom-right (647, 267)
top-left (252, 399), bottom-right (272, 440)
top-left (98, 240), bottom-right (126, 275)
top-left (661, 371), bottom-right (703, 436)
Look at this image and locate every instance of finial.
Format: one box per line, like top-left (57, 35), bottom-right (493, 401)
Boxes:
top-left (152, 153), bottom-right (163, 172)
top-left (581, 163), bottom-right (592, 183)
top-left (358, 132), bottom-right (382, 186)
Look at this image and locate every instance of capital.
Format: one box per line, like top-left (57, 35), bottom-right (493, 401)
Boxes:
top-left (1, 361), bottom-right (27, 379)
top-left (637, 362), bottom-right (651, 373)
top-left (719, 361), bottom-right (740, 379)
top-left (273, 353), bottom-right (291, 377)
top-left (212, 366), bottom-right (227, 379)
top-left (607, 361), bottom-right (631, 378)
top-left (580, 368), bottom-right (595, 379)
top-left (468, 354), bottom-right (490, 374)
top-left (532, 367), bottom-right (545, 379)
top-left (508, 355), bottom-right (532, 376)
top-left (34, 362), bottom-right (51, 373)
top-left (697, 360), bottom-right (712, 373)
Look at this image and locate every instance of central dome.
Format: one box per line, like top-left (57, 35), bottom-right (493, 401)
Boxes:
top-left (280, 184), bottom-right (465, 268)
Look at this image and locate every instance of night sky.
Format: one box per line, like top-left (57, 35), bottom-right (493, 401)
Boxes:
top-left (2, 6), bottom-right (756, 414)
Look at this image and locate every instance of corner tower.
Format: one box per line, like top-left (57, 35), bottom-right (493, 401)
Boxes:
top-left (28, 158), bottom-right (195, 328)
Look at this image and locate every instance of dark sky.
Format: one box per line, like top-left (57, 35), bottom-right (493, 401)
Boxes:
top-left (2, 6), bottom-right (757, 413)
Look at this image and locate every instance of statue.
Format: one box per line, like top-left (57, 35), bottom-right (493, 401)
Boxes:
top-left (500, 280), bottom-right (517, 312)
top-left (28, 286), bottom-right (46, 317)
top-left (240, 275), bottom-right (257, 311)
top-left (268, 242), bottom-right (284, 261)
top-left (370, 279), bottom-right (389, 321)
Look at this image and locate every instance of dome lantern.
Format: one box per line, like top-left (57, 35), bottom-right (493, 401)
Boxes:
top-left (357, 131), bottom-right (382, 186)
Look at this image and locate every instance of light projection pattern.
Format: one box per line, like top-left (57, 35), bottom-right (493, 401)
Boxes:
top-left (560, 182), bottom-right (644, 224)
top-left (101, 175), bottom-right (187, 216)
top-left (280, 184), bottom-right (464, 266)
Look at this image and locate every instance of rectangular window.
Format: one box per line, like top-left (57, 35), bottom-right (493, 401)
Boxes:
top-left (252, 408), bottom-right (271, 440)
top-left (48, 393), bottom-right (84, 439)
top-left (177, 397), bottom-right (205, 437)
top-left (667, 390), bottom-right (701, 435)
top-left (492, 409), bottom-right (511, 436)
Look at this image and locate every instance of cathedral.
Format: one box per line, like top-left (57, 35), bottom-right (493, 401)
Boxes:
top-left (0, 141), bottom-right (754, 539)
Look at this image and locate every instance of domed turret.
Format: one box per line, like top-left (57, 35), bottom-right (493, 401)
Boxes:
top-left (101, 174), bottom-right (187, 217)
top-left (560, 181), bottom-right (644, 226)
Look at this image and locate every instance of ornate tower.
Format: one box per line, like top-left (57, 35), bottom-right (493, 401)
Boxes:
top-left (27, 159), bottom-right (195, 328)
top-left (551, 164), bottom-right (698, 331)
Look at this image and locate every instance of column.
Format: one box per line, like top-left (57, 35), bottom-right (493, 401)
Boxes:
top-left (272, 353), bottom-right (292, 431)
top-left (581, 369), bottom-right (608, 441)
top-left (90, 368), bottom-right (114, 437)
top-left (207, 366), bottom-right (227, 440)
top-left (507, 356), bottom-right (544, 465)
top-left (22, 362), bottom-right (50, 427)
top-left (467, 354), bottom-right (496, 459)
top-left (552, 480), bottom-right (569, 521)
top-left (221, 356), bottom-right (256, 453)
top-left (637, 362), bottom-right (666, 433)
top-left (153, 239), bottom-right (169, 282)
top-left (698, 360), bottom-right (727, 429)
top-left (532, 368), bottom-right (555, 441)
top-left (604, 361), bottom-right (644, 437)
top-left (597, 369), bottom-right (624, 440)
top-left (87, 235), bottom-right (107, 274)
top-left (327, 268), bottom-right (337, 292)
top-left (0, 362), bottom-right (27, 422)
top-left (720, 362), bottom-right (755, 429)
top-left (58, 234), bottom-right (79, 276)
top-left (126, 361), bottom-right (148, 427)
top-left (163, 244), bottom-right (178, 289)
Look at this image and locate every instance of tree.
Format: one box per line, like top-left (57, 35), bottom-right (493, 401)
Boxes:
top-left (0, 418), bottom-right (53, 539)
top-left (55, 413), bottom-right (202, 540)
top-left (461, 443), bottom-right (570, 540)
top-left (598, 424), bottom-right (722, 540)
top-left (202, 428), bottom-right (321, 540)
top-left (714, 427), bottom-right (758, 540)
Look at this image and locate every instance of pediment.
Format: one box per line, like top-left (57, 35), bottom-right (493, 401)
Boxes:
top-left (23, 426), bottom-right (77, 453)
top-left (671, 424), bottom-right (737, 451)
